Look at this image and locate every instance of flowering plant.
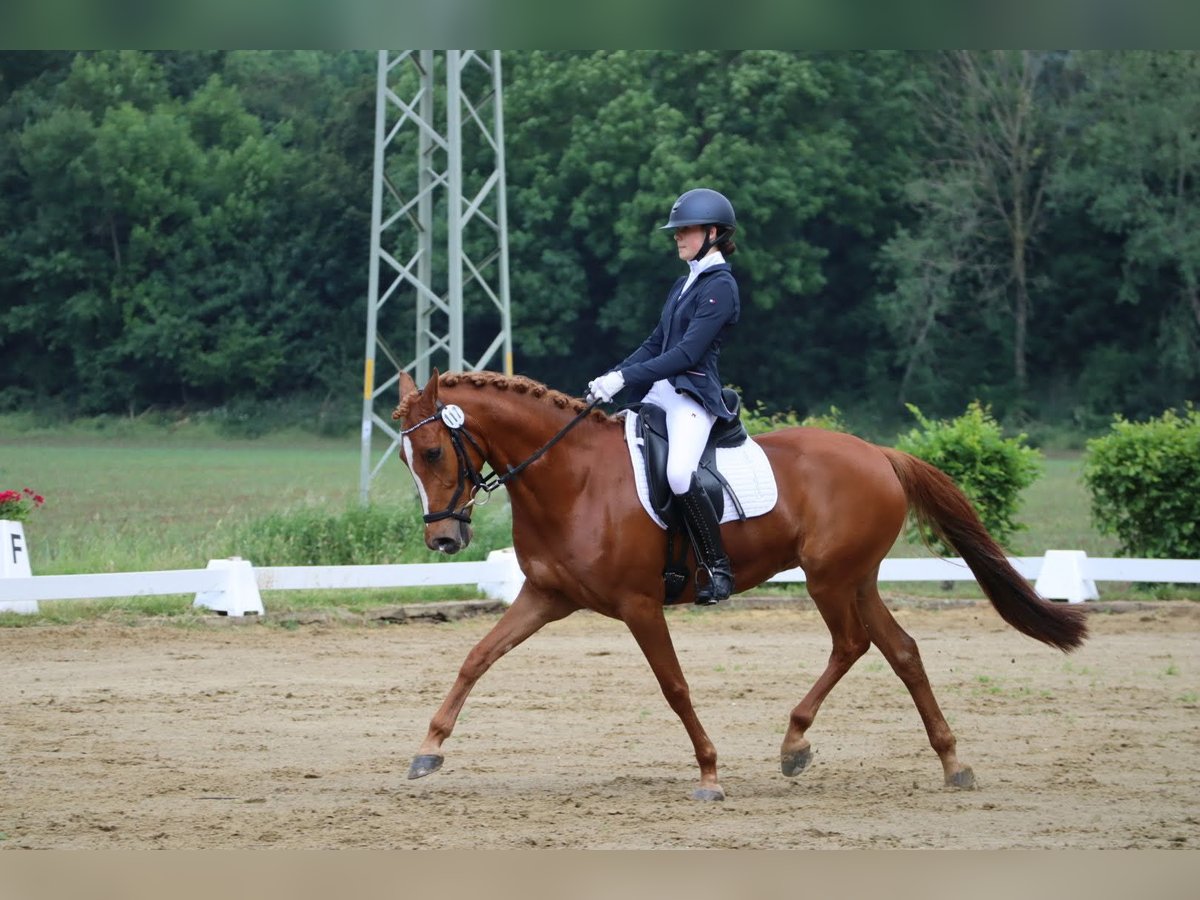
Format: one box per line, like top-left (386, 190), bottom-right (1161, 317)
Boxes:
top-left (0, 487), bottom-right (45, 523)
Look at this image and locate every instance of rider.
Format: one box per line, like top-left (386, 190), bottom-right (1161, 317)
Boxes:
top-left (587, 187), bottom-right (741, 604)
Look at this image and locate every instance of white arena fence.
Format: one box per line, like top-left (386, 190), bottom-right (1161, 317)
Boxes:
top-left (2, 547), bottom-right (1199, 617)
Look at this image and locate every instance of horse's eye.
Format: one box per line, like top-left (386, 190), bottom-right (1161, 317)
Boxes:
top-left (424, 447), bottom-right (443, 464)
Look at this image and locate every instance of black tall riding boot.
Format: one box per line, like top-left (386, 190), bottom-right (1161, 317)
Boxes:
top-left (676, 473), bottom-right (734, 605)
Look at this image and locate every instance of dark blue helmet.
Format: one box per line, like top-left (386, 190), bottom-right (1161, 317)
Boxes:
top-left (660, 188), bottom-right (736, 231)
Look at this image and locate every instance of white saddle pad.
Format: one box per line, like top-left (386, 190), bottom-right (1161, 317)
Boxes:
top-left (620, 410), bottom-right (779, 529)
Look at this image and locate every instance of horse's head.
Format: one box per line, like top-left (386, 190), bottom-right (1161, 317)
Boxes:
top-left (392, 368), bottom-right (477, 554)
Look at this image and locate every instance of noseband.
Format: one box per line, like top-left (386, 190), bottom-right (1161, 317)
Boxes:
top-left (400, 397), bottom-right (599, 525)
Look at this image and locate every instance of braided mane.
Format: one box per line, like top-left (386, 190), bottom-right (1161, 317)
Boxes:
top-left (392, 371), bottom-right (614, 425)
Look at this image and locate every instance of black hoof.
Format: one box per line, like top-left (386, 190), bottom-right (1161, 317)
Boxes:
top-left (407, 754), bottom-right (444, 780)
top-left (781, 747), bottom-right (813, 777)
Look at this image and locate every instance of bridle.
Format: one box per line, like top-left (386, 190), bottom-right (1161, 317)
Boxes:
top-left (399, 396), bottom-right (600, 525)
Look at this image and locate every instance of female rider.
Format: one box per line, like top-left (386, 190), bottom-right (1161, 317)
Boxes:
top-left (587, 187), bottom-right (741, 604)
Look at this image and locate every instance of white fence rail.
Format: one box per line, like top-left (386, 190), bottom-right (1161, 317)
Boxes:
top-left (2, 547), bottom-right (1199, 617)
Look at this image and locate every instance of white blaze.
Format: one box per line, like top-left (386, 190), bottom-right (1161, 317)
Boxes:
top-left (402, 436), bottom-right (431, 515)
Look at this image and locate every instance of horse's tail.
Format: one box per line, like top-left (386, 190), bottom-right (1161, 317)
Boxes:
top-left (882, 448), bottom-right (1088, 653)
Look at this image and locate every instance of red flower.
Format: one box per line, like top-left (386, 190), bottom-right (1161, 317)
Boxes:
top-left (0, 487), bottom-right (45, 522)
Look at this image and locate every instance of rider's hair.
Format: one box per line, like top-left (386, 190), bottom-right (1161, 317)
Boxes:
top-left (715, 229), bottom-right (737, 257)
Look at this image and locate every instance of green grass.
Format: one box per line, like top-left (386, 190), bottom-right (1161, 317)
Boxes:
top-left (1, 424), bottom-right (1195, 624)
top-left (0, 423), bottom-right (514, 623)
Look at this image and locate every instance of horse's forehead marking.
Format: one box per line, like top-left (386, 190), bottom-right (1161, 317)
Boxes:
top-left (401, 435), bottom-right (431, 516)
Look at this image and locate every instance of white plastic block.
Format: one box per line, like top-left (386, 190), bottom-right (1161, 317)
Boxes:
top-left (477, 547), bottom-right (525, 604)
top-left (1034, 550), bottom-right (1099, 604)
top-left (194, 557), bottom-right (265, 617)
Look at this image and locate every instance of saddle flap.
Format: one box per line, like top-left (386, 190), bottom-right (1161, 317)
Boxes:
top-left (634, 404), bottom-right (727, 523)
top-left (633, 405), bottom-right (676, 524)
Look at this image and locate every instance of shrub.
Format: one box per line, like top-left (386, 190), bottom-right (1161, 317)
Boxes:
top-left (742, 398), bottom-right (848, 436)
top-left (229, 500), bottom-right (513, 566)
top-left (1082, 406), bottom-right (1200, 558)
top-left (896, 401), bottom-right (1042, 554)
top-left (231, 505), bottom-right (426, 566)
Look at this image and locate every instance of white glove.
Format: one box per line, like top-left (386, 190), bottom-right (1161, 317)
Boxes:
top-left (587, 370), bottom-right (625, 403)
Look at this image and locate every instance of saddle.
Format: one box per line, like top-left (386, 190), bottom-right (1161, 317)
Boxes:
top-left (632, 387), bottom-right (749, 528)
top-left (631, 389), bottom-right (749, 602)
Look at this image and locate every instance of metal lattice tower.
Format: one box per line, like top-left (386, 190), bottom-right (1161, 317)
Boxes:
top-left (359, 50), bottom-right (512, 503)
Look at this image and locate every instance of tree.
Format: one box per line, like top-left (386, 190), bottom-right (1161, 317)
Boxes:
top-left (502, 51), bottom-right (923, 412)
top-left (878, 51), bottom-right (1062, 413)
top-left (0, 51), bottom-right (375, 413)
top-left (1052, 51), bottom-right (1200, 410)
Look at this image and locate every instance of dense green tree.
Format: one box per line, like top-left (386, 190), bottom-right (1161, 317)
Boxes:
top-left (501, 50), bottom-right (923, 412)
top-left (0, 51), bottom-right (373, 413)
top-left (876, 51), bottom-right (1064, 417)
top-left (1051, 51), bottom-right (1200, 418)
top-left (1, 50), bottom-right (1197, 432)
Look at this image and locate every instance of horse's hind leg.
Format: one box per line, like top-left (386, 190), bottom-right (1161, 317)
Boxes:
top-left (408, 586), bottom-right (575, 780)
top-left (780, 580), bottom-right (871, 777)
top-left (853, 582), bottom-right (976, 789)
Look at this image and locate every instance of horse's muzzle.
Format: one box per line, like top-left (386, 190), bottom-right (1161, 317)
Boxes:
top-left (427, 520), bottom-right (473, 554)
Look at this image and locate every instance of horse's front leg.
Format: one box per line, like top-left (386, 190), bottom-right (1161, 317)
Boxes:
top-left (408, 586), bottom-right (575, 780)
top-left (622, 601), bottom-right (724, 801)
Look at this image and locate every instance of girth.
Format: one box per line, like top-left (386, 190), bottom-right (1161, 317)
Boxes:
top-left (632, 387), bottom-right (750, 530)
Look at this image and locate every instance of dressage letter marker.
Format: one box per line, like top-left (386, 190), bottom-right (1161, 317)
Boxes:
top-left (0, 519), bottom-right (33, 581)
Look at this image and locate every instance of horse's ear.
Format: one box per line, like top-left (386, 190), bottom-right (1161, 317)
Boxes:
top-left (398, 369), bottom-right (417, 402)
top-left (424, 367), bottom-right (441, 403)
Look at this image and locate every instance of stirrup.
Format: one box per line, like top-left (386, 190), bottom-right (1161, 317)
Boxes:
top-left (694, 563), bottom-right (733, 605)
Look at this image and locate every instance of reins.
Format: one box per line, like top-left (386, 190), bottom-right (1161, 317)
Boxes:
top-left (401, 395), bottom-right (601, 524)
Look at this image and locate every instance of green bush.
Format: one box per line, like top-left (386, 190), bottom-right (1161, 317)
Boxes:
top-left (1082, 407), bottom-right (1200, 558)
top-left (742, 399), bottom-right (849, 436)
top-left (230, 501), bottom-right (512, 566)
top-left (896, 401), bottom-right (1043, 554)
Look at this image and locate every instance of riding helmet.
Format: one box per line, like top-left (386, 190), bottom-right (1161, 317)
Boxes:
top-left (660, 188), bottom-right (737, 231)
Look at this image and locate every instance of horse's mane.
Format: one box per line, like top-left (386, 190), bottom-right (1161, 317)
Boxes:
top-left (393, 371), bottom-right (614, 425)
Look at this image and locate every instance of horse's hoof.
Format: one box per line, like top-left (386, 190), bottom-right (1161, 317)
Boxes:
top-left (691, 786), bottom-right (725, 802)
top-left (407, 754), bottom-right (444, 780)
top-left (780, 747), bottom-right (813, 777)
top-left (945, 767), bottom-right (976, 790)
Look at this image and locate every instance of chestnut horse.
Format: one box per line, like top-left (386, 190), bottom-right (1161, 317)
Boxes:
top-left (392, 370), bottom-right (1088, 801)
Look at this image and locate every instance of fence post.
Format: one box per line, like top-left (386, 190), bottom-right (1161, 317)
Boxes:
top-left (0, 520), bottom-right (38, 614)
top-left (1034, 550), bottom-right (1099, 604)
top-left (193, 557), bottom-right (265, 617)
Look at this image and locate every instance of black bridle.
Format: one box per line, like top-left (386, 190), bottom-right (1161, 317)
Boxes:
top-left (400, 397), bottom-right (600, 525)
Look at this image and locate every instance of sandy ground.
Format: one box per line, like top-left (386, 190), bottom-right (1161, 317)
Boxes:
top-left (1, 599), bottom-right (1198, 850)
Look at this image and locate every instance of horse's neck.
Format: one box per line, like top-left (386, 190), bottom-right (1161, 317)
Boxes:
top-left (460, 391), bottom-right (583, 472)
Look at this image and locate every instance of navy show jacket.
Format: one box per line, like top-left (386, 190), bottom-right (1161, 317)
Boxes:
top-left (613, 263), bottom-right (740, 420)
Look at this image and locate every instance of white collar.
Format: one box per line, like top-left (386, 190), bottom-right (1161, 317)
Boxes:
top-left (687, 250), bottom-right (726, 278)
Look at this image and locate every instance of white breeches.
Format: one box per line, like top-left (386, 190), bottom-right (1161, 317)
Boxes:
top-left (642, 380), bottom-right (718, 495)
